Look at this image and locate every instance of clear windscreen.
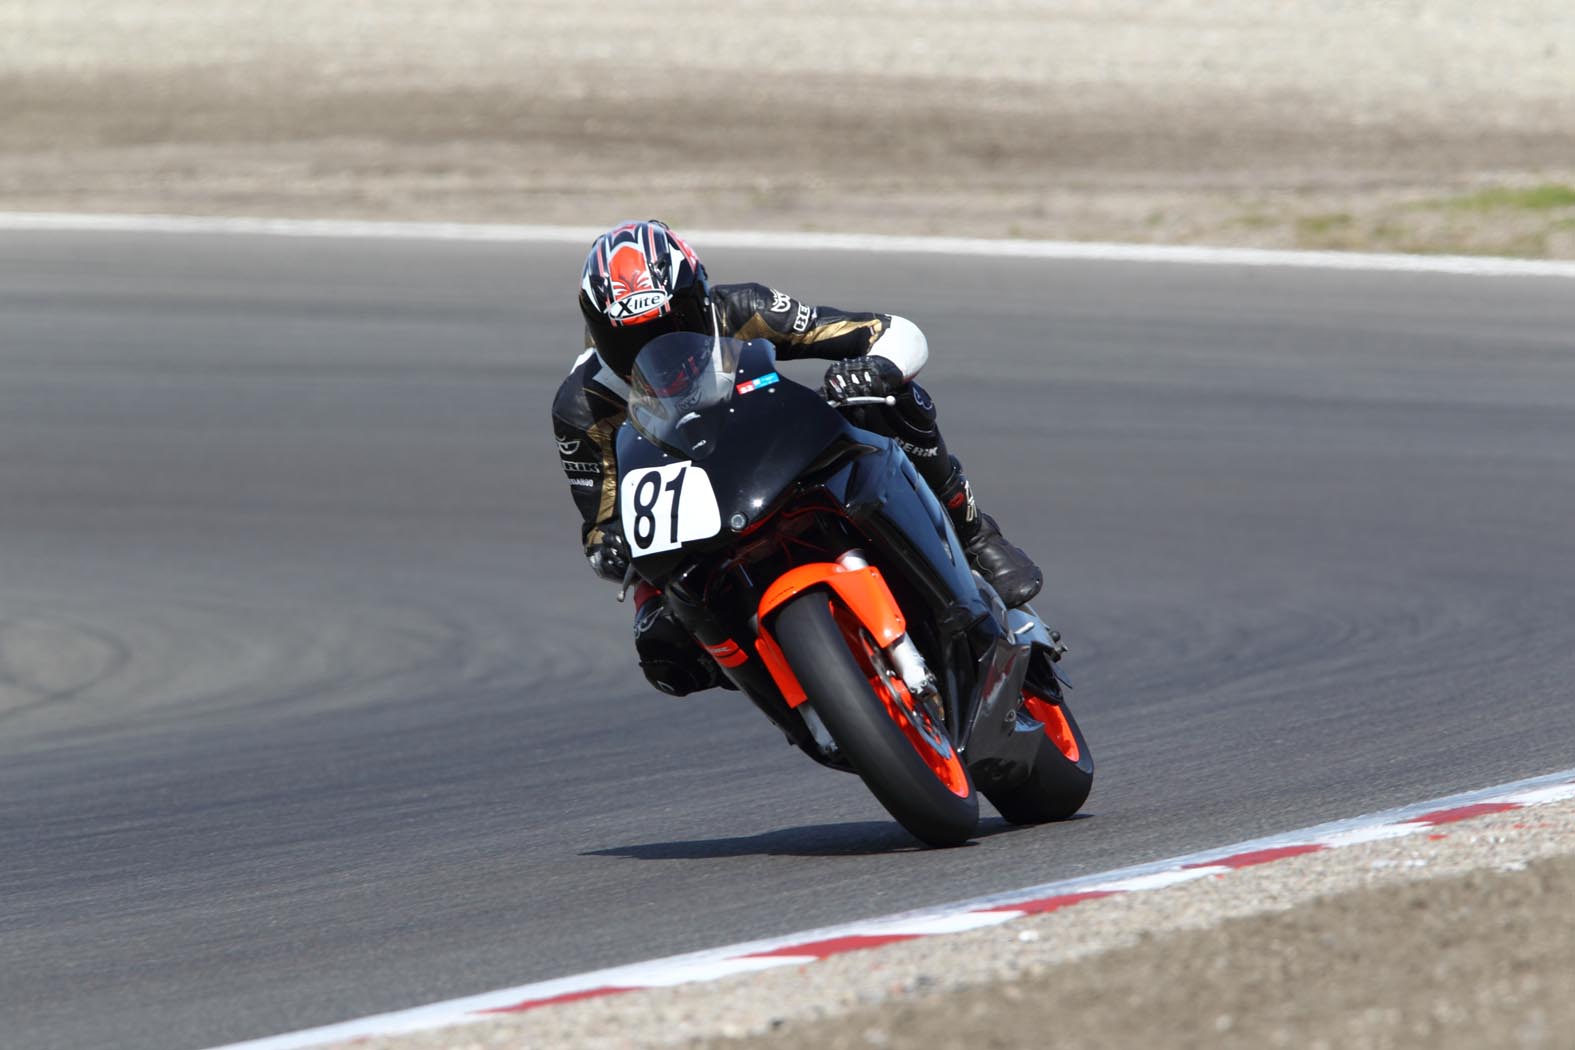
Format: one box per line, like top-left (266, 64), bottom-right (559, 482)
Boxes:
top-left (626, 333), bottom-right (745, 457)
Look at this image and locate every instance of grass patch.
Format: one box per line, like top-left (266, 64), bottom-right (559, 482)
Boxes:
top-left (1296, 212), bottom-right (1353, 236)
top-left (1294, 212), bottom-right (1361, 248)
top-left (1439, 184), bottom-right (1575, 212)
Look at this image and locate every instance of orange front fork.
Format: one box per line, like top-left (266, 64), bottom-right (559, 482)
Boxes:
top-left (753, 553), bottom-right (907, 708)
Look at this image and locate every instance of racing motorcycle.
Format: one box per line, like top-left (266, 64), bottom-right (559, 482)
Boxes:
top-left (615, 332), bottom-right (1093, 847)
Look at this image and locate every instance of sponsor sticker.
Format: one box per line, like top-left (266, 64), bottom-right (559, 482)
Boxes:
top-left (792, 303), bottom-right (812, 333)
top-left (607, 290), bottom-right (669, 321)
top-left (736, 372), bottom-right (781, 395)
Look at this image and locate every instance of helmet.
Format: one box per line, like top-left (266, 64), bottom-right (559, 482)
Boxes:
top-left (578, 220), bottom-right (712, 379)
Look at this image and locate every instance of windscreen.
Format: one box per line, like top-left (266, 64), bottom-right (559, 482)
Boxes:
top-left (626, 332), bottom-right (745, 458)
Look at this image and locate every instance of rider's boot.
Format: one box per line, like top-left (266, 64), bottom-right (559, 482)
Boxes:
top-left (935, 456), bottom-right (1044, 609)
top-left (869, 382), bottom-right (1044, 609)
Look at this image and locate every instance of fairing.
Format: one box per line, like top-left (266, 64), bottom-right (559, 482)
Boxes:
top-left (618, 338), bottom-right (860, 580)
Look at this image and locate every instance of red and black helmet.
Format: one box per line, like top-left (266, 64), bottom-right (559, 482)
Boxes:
top-left (578, 220), bottom-right (712, 379)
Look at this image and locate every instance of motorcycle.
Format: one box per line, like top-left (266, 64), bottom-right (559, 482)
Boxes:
top-left (615, 332), bottom-right (1093, 847)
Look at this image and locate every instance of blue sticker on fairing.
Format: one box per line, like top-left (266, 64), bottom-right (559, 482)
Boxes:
top-left (736, 372), bottom-right (781, 395)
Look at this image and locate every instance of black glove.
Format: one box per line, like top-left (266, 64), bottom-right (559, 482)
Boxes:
top-left (586, 525), bottom-right (631, 582)
top-left (821, 355), bottom-right (905, 403)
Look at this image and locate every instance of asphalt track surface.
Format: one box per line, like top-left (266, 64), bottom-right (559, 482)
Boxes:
top-left (5, 231), bottom-right (1575, 1050)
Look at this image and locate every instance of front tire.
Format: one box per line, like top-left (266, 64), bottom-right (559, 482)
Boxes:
top-left (773, 594), bottom-right (979, 847)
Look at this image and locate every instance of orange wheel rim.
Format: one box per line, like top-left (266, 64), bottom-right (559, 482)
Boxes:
top-left (1023, 692), bottom-right (1080, 763)
top-left (835, 604), bottom-right (970, 798)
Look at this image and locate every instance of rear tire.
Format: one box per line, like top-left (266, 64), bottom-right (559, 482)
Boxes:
top-left (984, 689), bottom-right (1094, 825)
top-left (773, 594), bottom-right (979, 847)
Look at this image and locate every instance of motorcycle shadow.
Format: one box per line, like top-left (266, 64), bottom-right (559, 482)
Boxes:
top-left (584, 816), bottom-right (1035, 859)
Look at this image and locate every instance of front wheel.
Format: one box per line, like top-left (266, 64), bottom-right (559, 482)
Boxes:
top-left (773, 594), bottom-right (978, 847)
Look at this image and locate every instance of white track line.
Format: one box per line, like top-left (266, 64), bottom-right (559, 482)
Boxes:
top-left (5, 211), bottom-right (1575, 278)
top-left (205, 766), bottom-right (1575, 1050)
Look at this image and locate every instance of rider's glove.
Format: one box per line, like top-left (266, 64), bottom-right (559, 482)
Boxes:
top-left (587, 525), bottom-right (631, 583)
top-left (821, 355), bottom-right (905, 403)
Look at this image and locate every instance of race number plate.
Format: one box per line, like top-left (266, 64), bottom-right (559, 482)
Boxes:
top-left (619, 462), bottom-right (722, 556)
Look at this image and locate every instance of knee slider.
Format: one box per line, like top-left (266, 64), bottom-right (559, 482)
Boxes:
top-left (633, 594), bottom-right (719, 696)
top-left (638, 658), bottom-right (714, 697)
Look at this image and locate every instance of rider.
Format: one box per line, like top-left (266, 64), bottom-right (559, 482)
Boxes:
top-left (552, 220), bottom-right (1042, 696)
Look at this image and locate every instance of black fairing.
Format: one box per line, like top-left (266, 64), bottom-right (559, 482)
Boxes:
top-left (823, 440), bottom-right (987, 630)
top-left (616, 339), bottom-right (852, 582)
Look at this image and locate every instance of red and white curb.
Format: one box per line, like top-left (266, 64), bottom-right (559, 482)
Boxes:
top-left (207, 767), bottom-right (1575, 1050)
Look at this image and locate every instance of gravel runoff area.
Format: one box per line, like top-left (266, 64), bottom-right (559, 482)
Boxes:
top-left (4, 1), bottom-right (1575, 256)
top-left (309, 794), bottom-right (1575, 1050)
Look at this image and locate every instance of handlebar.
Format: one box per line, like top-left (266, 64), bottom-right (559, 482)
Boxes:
top-left (825, 395), bottom-right (898, 408)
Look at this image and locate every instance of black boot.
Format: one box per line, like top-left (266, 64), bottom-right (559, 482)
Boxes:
top-left (936, 457), bottom-right (1043, 608)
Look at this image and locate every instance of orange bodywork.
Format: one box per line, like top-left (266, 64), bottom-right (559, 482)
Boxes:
top-left (759, 563), bottom-right (906, 645)
top-left (753, 629), bottom-right (807, 706)
top-left (753, 561), bottom-right (907, 709)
